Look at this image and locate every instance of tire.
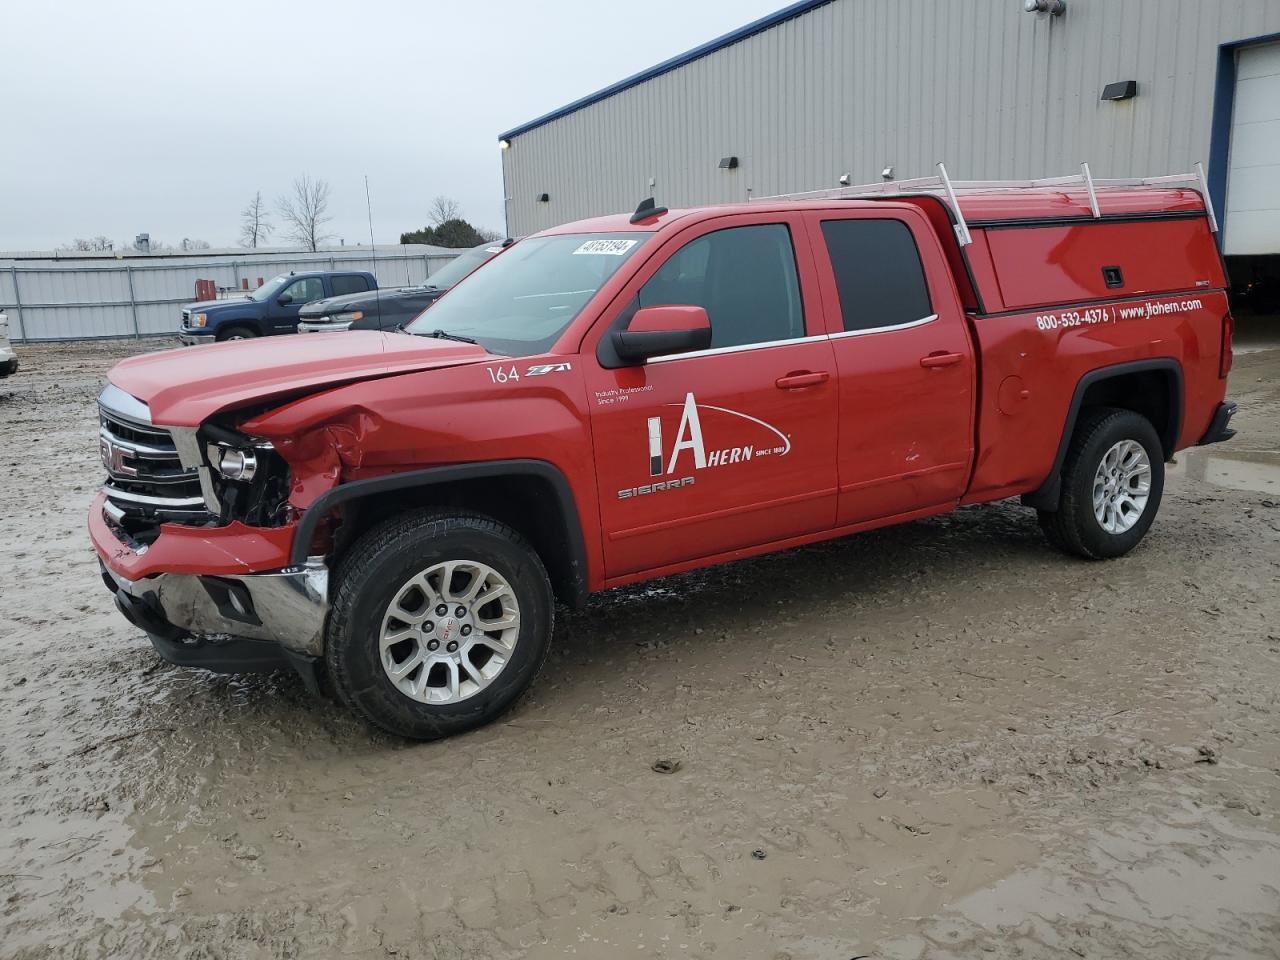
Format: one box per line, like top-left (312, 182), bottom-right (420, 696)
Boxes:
top-left (325, 509), bottom-right (554, 740)
top-left (217, 325), bottom-right (258, 341)
top-left (1037, 408), bottom-right (1165, 560)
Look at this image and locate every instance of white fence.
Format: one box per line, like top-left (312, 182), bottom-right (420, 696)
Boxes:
top-left (0, 246), bottom-right (461, 342)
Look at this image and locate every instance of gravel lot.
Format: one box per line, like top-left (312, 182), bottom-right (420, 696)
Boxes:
top-left (1, 337), bottom-right (1278, 960)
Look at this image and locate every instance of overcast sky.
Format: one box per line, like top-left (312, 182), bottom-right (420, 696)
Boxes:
top-left (2, 0), bottom-right (785, 252)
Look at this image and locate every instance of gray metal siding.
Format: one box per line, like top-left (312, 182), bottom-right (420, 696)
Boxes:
top-left (503, 0), bottom-right (1280, 237)
top-left (0, 248), bottom-right (460, 342)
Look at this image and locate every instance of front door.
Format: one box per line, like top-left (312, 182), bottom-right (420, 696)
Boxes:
top-left (267, 276), bottom-right (325, 332)
top-left (585, 217), bottom-right (839, 579)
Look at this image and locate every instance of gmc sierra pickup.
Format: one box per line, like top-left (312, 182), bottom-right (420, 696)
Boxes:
top-left (90, 176), bottom-right (1237, 739)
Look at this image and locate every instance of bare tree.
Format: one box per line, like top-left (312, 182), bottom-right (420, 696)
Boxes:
top-left (62, 236), bottom-right (114, 252)
top-left (477, 227), bottom-right (505, 242)
top-left (277, 175), bottom-right (334, 252)
top-left (428, 195), bottom-right (462, 226)
top-left (239, 191), bottom-right (273, 248)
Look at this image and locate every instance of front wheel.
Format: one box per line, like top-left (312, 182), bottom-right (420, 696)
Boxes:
top-left (326, 510), bottom-right (554, 739)
top-left (1038, 408), bottom-right (1165, 560)
top-left (217, 325), bottom-right (258, 341)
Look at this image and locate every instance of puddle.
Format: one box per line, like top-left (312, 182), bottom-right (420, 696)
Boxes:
top-left (873, 803), bottom-right (1280, 959)
top-left (1168, 448), bottom-right (1280, 496)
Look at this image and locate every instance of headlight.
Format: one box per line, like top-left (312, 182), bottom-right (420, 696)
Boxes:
top-left (208, 445), bottom-right (258, 481)
top-left (193, 313), bottom-right (208, 328)
top-left (336, 311), bottom-right (364, 323)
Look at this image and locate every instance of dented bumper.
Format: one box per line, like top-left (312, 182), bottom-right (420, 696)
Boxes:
top-left (90, 492), bottom-right (329, 659)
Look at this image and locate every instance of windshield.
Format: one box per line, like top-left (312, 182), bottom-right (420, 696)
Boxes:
top-left (405, 233), bottom-right (649, 355)
top-left (421, 244), bottom-right (502, 290)
top-left (248, 275), bottom-right (290, 302)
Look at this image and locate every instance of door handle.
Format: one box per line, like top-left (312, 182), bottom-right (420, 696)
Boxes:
top-left (775, 371), bottom-right (830, 389)
top-left (920, 352), bottom-right (964, 369)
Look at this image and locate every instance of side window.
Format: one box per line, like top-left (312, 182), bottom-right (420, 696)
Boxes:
top-left (638, 224), bottom-right (804, 349)
top-left (284, 277), bottom-right (325, 304)
top-left (330, 275), bottom-right (369, 296)
top-left (820, 219), bottom-right (933, 332)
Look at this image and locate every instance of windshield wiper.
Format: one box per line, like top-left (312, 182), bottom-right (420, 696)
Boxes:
top-left (429, 329), bottom-right (477, 344)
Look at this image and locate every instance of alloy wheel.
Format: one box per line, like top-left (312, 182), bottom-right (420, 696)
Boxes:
top-left (379, 560), bottom-right (521, 703)
top-left (1091, 439), bottom-right (1152, 534)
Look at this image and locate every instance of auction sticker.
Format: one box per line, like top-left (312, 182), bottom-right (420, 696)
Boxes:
top-left (573, 238), bottom-right (638, 256)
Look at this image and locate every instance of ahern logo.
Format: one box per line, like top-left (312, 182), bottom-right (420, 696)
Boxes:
top-left (648, 392), bottom-right (791, 477)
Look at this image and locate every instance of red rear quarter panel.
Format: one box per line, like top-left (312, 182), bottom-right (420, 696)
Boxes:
top-left (963, 211), bottom-right (1229, 503)
top-left (965, 290), bottom-right (1229, 503)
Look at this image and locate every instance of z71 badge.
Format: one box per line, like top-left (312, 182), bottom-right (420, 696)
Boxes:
top-left (526, 362), bottom-right (573, 377)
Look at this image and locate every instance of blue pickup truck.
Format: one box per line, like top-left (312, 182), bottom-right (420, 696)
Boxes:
top-left (178, 270), bottom-right (377, 343)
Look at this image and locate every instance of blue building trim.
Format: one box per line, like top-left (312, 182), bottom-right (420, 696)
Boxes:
top-left (1208, 30), bottom-right (1280, 252)
top-left (498, 0), bottom-right (836, 142)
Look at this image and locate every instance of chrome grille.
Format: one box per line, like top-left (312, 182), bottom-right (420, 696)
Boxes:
top-left (99, 388), bottom-right (210, 537)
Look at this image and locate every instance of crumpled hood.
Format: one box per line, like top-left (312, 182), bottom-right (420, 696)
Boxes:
top-left (108, 331), bottom-right (492, 427)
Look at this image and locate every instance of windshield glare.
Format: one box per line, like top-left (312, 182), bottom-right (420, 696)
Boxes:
top-left (422, 244), bottom-right (500, 290)
top-left (405, 233), bottom-right (648, 355)
top-left (248, 275), bottom-right (290, 302)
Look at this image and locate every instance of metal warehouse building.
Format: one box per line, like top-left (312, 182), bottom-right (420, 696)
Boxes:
top-left (499, 0), bottom-right (1280, 278)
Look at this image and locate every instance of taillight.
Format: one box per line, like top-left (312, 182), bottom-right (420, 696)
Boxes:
top-left (1220, 312), bottom-right (1234, 378)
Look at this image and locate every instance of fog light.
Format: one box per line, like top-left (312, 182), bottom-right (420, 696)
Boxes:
top-left (211, 446), bottom-right (258, 481)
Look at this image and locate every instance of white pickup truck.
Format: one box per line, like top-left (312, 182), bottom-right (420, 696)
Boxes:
top-left (0, 313), bottom-right (17, 377)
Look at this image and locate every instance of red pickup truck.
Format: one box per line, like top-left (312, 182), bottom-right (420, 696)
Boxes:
top-left (91, 175), bottom-right (1237, 739)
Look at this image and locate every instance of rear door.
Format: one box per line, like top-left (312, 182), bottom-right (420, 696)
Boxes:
top-left (584, 214), bottom-right (839, 579)
top-left (803, 210), bottom-right (976, 524)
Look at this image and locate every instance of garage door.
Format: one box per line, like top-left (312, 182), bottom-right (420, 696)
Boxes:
top-left (1224, 42), bottom-right (1280, 256)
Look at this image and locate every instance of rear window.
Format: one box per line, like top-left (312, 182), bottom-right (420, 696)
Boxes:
top-left (331, 275), bottom-right (370, 296)
top-left (820, 219), bottom-right (933, 332)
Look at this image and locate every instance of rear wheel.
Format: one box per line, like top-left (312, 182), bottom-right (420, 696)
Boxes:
top-left (217, 325), bottom-right (258, 341)
top-left (326, 510), bottom-right (553, 739)
top-left (1037, 408), bottom-right (1165, 560)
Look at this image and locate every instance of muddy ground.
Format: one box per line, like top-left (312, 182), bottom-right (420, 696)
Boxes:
top-left (1, 337), bottom-right (1278, 960)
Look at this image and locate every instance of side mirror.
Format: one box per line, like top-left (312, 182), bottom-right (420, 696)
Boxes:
top-left (277, 294), bottom-right (293, 306)
top-left (613, 305), bottom-right (711, 363)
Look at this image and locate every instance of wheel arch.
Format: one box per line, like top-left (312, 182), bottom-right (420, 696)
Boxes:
top-left (215, 318), bottom-right (263, 339)
top-left (1021, 358), bottom-right (1183, 511)
top-left (292, 459), bottom-right (590, 609)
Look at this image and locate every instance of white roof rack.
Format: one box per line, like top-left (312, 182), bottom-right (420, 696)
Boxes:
top-left (751, 162), bottom-right (1218, 247)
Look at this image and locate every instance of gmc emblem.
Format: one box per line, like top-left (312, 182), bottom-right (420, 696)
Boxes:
top-left (100, 437), bottom-right (138, 478)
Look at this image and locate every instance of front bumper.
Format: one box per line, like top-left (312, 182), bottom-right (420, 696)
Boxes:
top-left (90, 492), bottom-right (329, 661)
top-left (0, 345), bottom-right (16, 377)
top-left (100, 558), bottom-right (329, 658)
top-left (178, 328), bottom-right (215, 345)
top-left (297, 320), bottom-right (353, 334)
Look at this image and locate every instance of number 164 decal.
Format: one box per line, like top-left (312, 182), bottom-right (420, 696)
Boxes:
top-left (485, 361), bottom-right (572, 385)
